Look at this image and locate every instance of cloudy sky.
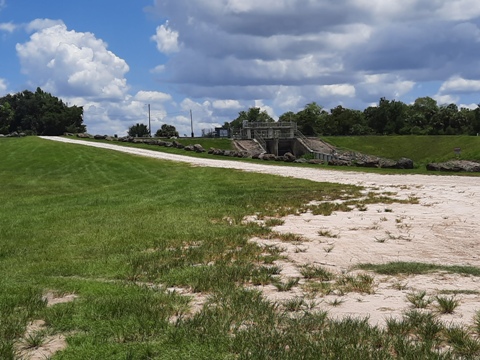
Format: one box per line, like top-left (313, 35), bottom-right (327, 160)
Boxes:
top-left (1, 0), bottom-right (480, 136)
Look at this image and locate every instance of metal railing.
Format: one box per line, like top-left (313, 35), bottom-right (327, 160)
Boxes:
top-left (243, 121), bottom-right (297, 129)
top-left (253, 131), bottom-right (267, 151)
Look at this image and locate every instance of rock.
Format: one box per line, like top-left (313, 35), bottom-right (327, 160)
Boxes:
top-left (294, 158), bottom-right (308, 163)
top-left (77, 133), bottom-right (92, 138)
top-left (173, 141), bottom-right (184, 149)
top-left (184, 145), bottom-right (195, 151)
top-left (284, 152), bottom-right (296, 162)
top-left (307, 159), bottom-right (324, 165)
top-left (262, 154), bottom-right (276, 161)
top-left (328, 158), bottom-right (352, 166)
top-left (426, 160), bottom-right (480, 172)
top-left (94, 134), bottom-right (106, 140)
top-left (193, 144), bottom-right (205, 153)
top-left (378, 158), bottom-right (397, 169)
top-left (396, 157), bottom-right (414, 169)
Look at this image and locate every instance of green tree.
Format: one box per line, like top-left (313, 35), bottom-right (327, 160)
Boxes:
top-left (0, 88), bottom-right (85, 135)
top-left (364, 98), bottom-right (407, 134)
top-left (0, 102), bottom-right (14, 134)
top-left (295, 102), bottom-right (328, 136)
top-left (128, 123), bottom-right (150, 137)
top-left (329, 106), bottom-right (369, 135)
top-left (155, 124), bottom-right (179, 138)
top-left (229, 107), bottom-right (274, 129)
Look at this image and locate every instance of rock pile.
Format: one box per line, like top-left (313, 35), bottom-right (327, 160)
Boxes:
top-left (426, 160), bottom-right (480, 172)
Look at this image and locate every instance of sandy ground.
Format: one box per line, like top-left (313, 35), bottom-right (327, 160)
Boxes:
top-left (40, 137), bottom-right (480, 328)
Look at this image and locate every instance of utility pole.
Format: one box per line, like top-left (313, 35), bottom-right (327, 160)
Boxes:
top-left (148, 104), bottom-right (151, 137)
top-left (190, 109), bottom-right (194, 138)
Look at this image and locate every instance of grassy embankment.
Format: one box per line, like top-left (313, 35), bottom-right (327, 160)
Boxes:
top-left (2, 136), bottom-right (480, 359)
top-left (322, 135), bottom-right (480, 166)
top-left (82, 135), bottom-right (480, 174)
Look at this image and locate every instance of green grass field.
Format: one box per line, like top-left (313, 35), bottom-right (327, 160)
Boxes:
top-left (322, 135), bottom-right (480, 165)
top-left (2, 136), bottom-right (480, 359)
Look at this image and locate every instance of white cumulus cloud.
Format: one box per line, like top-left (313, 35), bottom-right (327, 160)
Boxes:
top-left (0, 22), bottom-right (16, 33)
top-left (440, 76), bottom-right (480, 93)
top-left (151, 21), bottom-right (180, 54)
top-left (16, 20), bottom-right (129, 100)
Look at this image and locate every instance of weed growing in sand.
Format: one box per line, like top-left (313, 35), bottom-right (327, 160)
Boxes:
top-left (406, 291), bottom-right (432, 309)
top-left (271, 232), bottom-right (305, 243)
top-left (328, 298), bottom-right (345, 307)
top-left (446, 326), bottom-right (480, 357)
top-left (283, 297), bottom-right (306, 312)
top-left (323, 245), bottom-right (335, 253)
top-left (356, 262), bottom-right (480, 277)
top-left (273, 278), bottom-right (300, 292)
top-left (264, 218), bottom-right (285, 227)
top-left (20, 330), bottom-right (46, 350)
top-left (391, 282), bottom-right (408, 291)
top-left (336, 274), bottom-right (375, 294)
top-left (308, 202), bottom-right (353, 216)
top-left (475, 311), bottom-right (480, 335)
top-left (435, 295), bottom-right (459, 314)
top-left (300, 265), bottom-right (334, 281)
top-left (317, 230), bottom-right (339, 238)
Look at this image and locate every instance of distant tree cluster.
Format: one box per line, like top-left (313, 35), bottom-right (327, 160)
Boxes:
top-left (155, 124), bottom-right (178, 138)
top-left (0, 88), bottom-right (85, 135)
top-left (127, 123), bottom-right (179, 138)
top-left (229, 97), bottom-right (480, 136)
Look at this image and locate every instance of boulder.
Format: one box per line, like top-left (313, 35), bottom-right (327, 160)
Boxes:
top-left (262, 154), bottom-right (277, 161)
top-left (426, 160), bottom-right (480, 172)
top-left (77, 133), bottom-right (92, 138)
top-left (94, 134), bottom-right (106, 140)
top-left (284, 152), bottom-right (296, 162)
top-left (307, 159), bottom-right (324, 165)
top-left (184, 145), bottom-right (195, 151)
top-left (396, 157), bottom-right (414, 169)
top-left (193, 144), bottom-right (205, 153)
top-left (173, 141), bottom-right (184, 149)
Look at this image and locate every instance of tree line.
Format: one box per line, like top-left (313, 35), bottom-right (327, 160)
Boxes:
top-left (226, 97), bottom-right (480, 136)
top-left (0, 88), bottom-right (85, 136)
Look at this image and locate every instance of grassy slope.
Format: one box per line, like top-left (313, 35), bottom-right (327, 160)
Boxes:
top-left (0, 137), bottom-right (357, 359)
top-left (2, 137), bottom-right (479, 359)
top-left (322, 135), bottom-right (480, 164)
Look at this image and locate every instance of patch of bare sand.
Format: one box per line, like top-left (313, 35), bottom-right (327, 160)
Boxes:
top-left (15, 292), bottom-right (77, 360)
top-left (251, 182), bottom-right (480, 327)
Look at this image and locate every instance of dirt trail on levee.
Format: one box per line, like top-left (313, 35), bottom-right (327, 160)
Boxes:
top-left (40, 136), bottom-right (480, 327)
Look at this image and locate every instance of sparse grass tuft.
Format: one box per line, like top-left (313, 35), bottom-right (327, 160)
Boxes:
top-left (317, 229), bottom-right (339, 238)
top-left (273, 278), bottom-right (300, 292)
top-left (357, 262), bottom-right (480, 276)
top-left (283, 297), bottom-right (306, 312)
top-left (299, 265), bottom-right (334, 281)
top-left (406, 291), bottom-right (432, 309)
top-left (264, 218), bottom-right (285, 227)
top-left (435, 295), bottom-right (459, 314)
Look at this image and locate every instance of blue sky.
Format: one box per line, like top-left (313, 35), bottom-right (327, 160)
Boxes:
top-left (1, 0), bottom-right (480, 136)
